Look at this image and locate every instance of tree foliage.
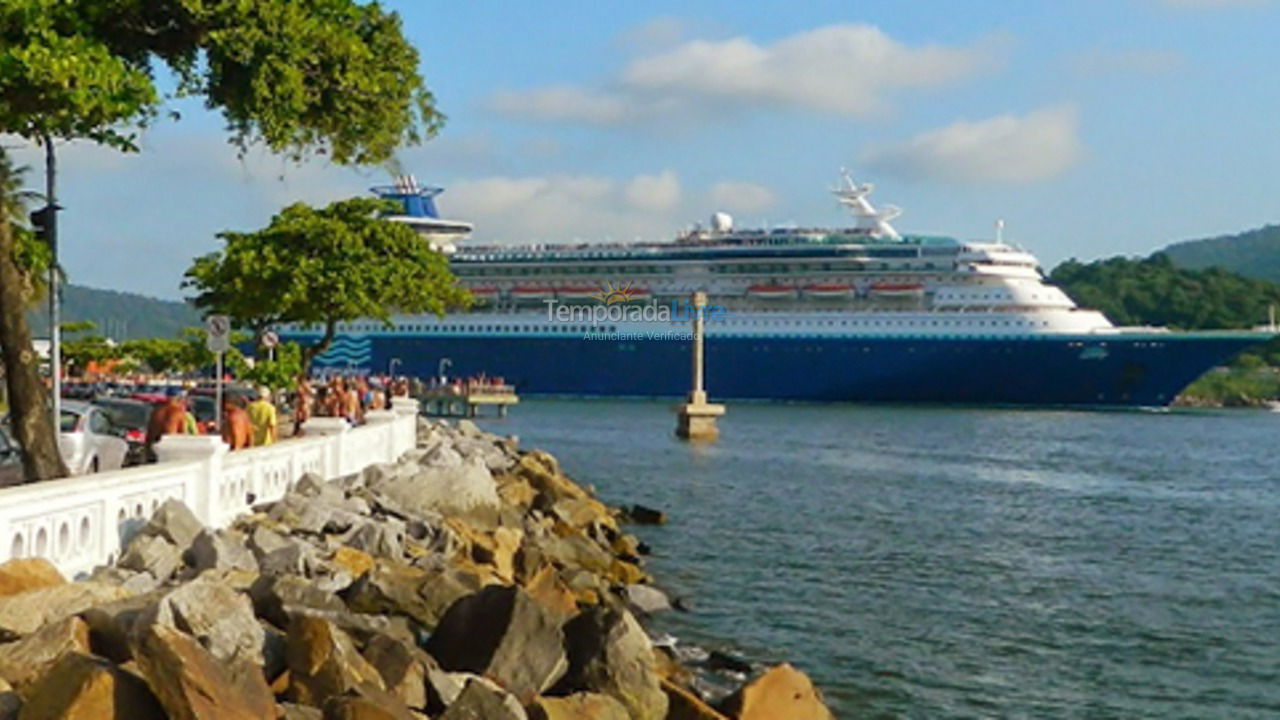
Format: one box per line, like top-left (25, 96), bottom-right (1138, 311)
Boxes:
top-left (1051, 253), bottom-right (1280, 365)
top-left (1, 0), bottom-right (441, 162)
top-left (1051, 254), bottom-right (1280, 330)
top-left (184, 197), bottom-right (469, 373)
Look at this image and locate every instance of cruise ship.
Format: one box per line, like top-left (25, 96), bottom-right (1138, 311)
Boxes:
top-left (290, 174), bottom-right (1272, 407)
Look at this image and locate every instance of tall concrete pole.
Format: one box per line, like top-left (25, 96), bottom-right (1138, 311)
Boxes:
top-left (690, 291), bottom-right (706, 403)
top-left (44, 136), bottom-right (60, 431)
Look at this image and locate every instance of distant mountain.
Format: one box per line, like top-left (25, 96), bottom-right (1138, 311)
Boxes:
top-left (26, 284), bottom-right (201, 340)
top-left (1161, 225), bottom-right (1280, 284)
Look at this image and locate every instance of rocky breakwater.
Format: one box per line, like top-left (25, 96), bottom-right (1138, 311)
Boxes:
top-left (0, 417), bottom-right (836, 719)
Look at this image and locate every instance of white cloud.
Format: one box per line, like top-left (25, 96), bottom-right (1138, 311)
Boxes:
top-left (447, 172), bottom-right (687, 244)
top-left (490, 23), bottom-right (1000, 126)
top-left (861, 106), bottom-right (1083, 184)
top-left (614, 16), bottom-right (689, 52)
top-left (1071, 49), bottom-right (1183, 75)
top-left (625, 170), bottom-right (681, 210)
top-left (708, 181), bottom-right (776, 213)
top-left (488, 86), bottom-right (629, 125)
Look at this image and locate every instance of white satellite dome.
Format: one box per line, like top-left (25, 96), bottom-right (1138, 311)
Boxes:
top-left (711, 211), bottom-right (733, 233)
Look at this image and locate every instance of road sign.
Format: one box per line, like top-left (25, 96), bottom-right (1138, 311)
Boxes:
top-left (205, 315), bottom-right (231, 353)
top-left (261, 330), bottom-right (279, 349)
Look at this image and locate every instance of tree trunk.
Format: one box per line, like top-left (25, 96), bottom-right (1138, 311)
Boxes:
top-left (0, 211), bottom-right (69, 481)
top-left (299, 318), bottom-right (336, 379)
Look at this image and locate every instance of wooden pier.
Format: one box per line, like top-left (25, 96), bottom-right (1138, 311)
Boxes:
top-left (419, 383), bottom-right (519, 418)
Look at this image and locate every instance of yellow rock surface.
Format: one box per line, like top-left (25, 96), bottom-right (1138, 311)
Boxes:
top-left (0, 558), bottom-right (65, 598)
top-left (718, 664), bottom-right (835, 720)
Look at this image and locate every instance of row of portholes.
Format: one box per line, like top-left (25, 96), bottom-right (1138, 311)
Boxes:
top-left (10, 514), bottom-right (94, 561)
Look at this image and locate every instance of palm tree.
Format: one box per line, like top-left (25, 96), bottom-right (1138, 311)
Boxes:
top-left (0, 146), bottom-right (69, 480)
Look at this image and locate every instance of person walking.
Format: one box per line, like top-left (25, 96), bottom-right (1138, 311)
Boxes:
top-left (293, 377), bottom-right (312, 437)
top-left (247, 386), bottom-right (278, 447)
top-left (221, 396), bottom-right (253, 450)
top-left (145, 388), bottom-right (192, 462)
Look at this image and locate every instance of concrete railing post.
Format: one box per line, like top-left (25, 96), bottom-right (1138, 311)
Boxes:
top-left (153, 434), bottom-right (229, 525)
top-left (391, 397), bottom-right (420, 416)
top-left (301, 417), bottom-right (349, 479)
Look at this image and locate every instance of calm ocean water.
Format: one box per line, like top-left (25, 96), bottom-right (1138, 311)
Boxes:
top-left (476, 400), bottom-right (1280, 719)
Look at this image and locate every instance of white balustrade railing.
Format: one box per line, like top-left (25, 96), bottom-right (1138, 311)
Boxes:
top-left (0, 400), bottom-right (420, 578)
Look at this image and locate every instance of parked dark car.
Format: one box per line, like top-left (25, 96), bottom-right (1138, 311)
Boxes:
top-left (91, 397), bottom-right (154, 467)
top-left (0, 427), bottom-right (24, 487)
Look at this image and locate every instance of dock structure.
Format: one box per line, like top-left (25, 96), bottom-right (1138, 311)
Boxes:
top-left (419, 381), bottom-right (519, 418)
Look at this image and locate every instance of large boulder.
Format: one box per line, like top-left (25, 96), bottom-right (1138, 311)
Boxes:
top-left (187, 530), bottom-right (258, 574)
top-left (0, 616), bottom-right (91, 688)
top-left (130, 623), bottom-right (275, 720)
top-left (527, 693), bottom-right (629, 720)
top-left (250, 575), bottom-right (348, 629)
top-left (0, 558), bottom-right (64, 598)
top-left (555, 608), bottom-right (667, 720)
top-left (117, 535), bottom-right (183, 583)
top-left (17, 652), bottom-right (165, 720)
top-left (134, 578), bottom-right (265, 666)
top-left (285, 615), bottom-right (385, 706)
top-left (424, 586), bottom-right (567, 703)
top-left (716, 664), bottom-right (834, 720)
top-left (142, 499), bottom-right (204, 550)
top-left (361, 633), bottom-right (430, 710)
top-left (660, 677), bottom-right (730, 720)
top-left (0, 582), bottom-right (130, 640)
top-left (344, 561), bottom-right (479, 630)
top-left (371, 458), bottom-right (500, 521)
top-left (438, 677), bottom-right (526, 720)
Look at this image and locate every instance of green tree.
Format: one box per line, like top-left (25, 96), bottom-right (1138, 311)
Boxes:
top-left (0, 0), bottom-right (441, 479)
top-left (233, 341), bottom-right (304, 392)
top-left (61, 334), bottom-right (120, 377)
top-left (185, 197), bottom-right (469, 376)
top-left (120, 337), bottom-right (189, 376)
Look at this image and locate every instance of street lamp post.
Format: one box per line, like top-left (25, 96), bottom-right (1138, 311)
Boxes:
top-left (388, 358), bottom-right (401, 377)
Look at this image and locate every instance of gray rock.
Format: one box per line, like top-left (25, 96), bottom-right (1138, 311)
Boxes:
top-left (134, 578), bottom-right (266, 667)
top-left (361, 462), bottom-right (402, 487)
top-left (143, 498), bottom-right (205, 550)
top-left (248, 574), bottom-right (347, 629)
top-left (280, 703), bottom-right (323, 720)
top-left (424, 585), bottom-right (567, 702)
top-left (88, 565), bottom-right (162, 594)
top-left (188, 529), bottom-right (258, 573)
top-left (259, 541), bottom-right (315, 576)
top-left (375, 459), bottom-right (500, 520)
top-left (439, 676), bottom-right (528, 720)
top-left (267, 492), bottom-right (333, 535)
top-left (455, 419), bottom-right (482, 437)
top-left (118, 534), bottom-right (183, 582)
top-left (362, 633), bottom-right (429, 710)
top-left (293, 472), bottom-right (344, 504)
top-left (247, 525), bottom-right (292, 559)
top-left (343, 520), bottom-right (407, 561)
top-left (624, 584), bottom-right (672, 615)
top-left (555, 607), bottom-right (668, 720)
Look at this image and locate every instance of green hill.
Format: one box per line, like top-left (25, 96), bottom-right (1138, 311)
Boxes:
top-left (26, 284), bottom-right (201, 340)
top-left (1161, 225), bottom-right (1280, 283)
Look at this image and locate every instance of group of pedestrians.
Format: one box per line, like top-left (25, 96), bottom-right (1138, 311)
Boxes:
top-left (144, 386), bottom-right (278, 455)
top-left (292, 374), bottom-right (411, 435)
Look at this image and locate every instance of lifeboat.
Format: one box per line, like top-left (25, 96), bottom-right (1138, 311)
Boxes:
top-left (466, 287), bottom-right (499, 305)
top-left (747, 284), bottom-right (798, 300)
top-left (556, 286), bottom-right (600, 301)
top-left (510, 286), bottom-right (555, 302)
top-left (868, 282), bottom-right (925, 298)
top-left (803, 283), bottom-right (855, 300)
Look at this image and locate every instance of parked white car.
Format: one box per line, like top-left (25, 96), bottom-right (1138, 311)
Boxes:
top-left (58, 400), bottom-right (128, 475)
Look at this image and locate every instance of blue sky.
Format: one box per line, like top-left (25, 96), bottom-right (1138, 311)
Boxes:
top-left (9, 0), bottom-right (1280, 299)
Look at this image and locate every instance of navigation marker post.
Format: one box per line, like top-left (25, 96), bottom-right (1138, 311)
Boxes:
top-left (206, 315), bottom-right (231, 432)
top-left (675, 291), bottom-right (725, 441)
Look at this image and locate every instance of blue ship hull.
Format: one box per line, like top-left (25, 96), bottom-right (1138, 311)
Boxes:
top-left (295, 331), bottom-right (1268, 407)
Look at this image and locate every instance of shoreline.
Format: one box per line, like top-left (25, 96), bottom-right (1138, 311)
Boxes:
top-left (0, 415), bottom-right (836, 719)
